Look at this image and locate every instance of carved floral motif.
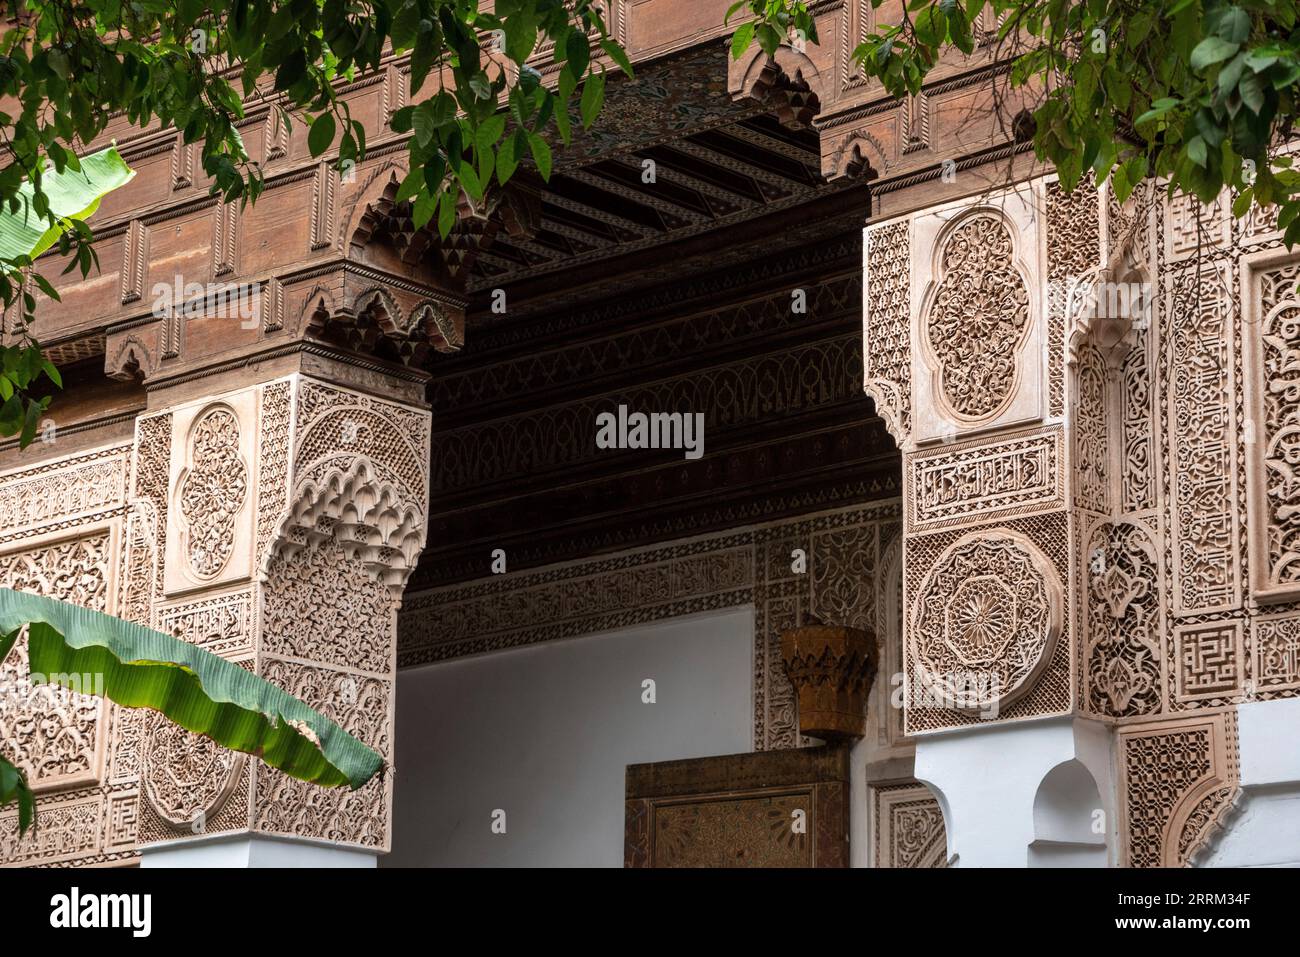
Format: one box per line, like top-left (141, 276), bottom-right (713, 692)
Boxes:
top-left (142, 715), bottom-right (245, 828)
top-left (1085, 521), bottom-right (1161, 716)
top-left (923, 215), bottom-right (1031, 421)
top-left (178, 407), bottom-right (247, 579)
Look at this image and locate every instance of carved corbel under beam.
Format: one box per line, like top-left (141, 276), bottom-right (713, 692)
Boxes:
top-left (728, 45), bottom-right (824, 130)
top-left (780, 623), bottom-right (878, 739)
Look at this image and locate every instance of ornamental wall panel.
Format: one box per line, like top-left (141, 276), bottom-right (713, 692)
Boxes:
top-left (0, 446), bottom-right (137, 867)
top-left (162, 393), bottom-right (260, 596)
top-left (909, 182), bottom-right (1046, 445)
top-left (869, 780), bottom-right (948, 868)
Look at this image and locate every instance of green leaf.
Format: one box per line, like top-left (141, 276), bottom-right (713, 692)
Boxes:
top-left (0, 147), bottom-right (134, 263)
top-left (413, 101), bottom-right (438, 147)
top-left (580, 69), bottom-right (605, 129)
top-left (528, 131), bottom-right (552, 180)
top-left (0, 752), bottom-right (33, 836)
top-left (1187, 135), bottom-right (1209, 167)
top-left (566, 29), bottom-right (591, 78)
top-left (1191, 37), bottom-right (1239, 71)
top-left (307, 113), bottom-right (336, 158)
top-left (731, 22), bottom-right (755, 61)
top-left (601, 38), bottom-right (634, 78)
top-left (498, 128), bottom-right (524, 184)
top-left (0, 588), bottom-right (383, 790)
top-left (1135, 97), bottom-right (1180, 125)
top-left (437, 188), bottom-right (457, 237)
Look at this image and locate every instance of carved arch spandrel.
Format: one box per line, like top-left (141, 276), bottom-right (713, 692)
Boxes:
top-left (827, 131), bottom-right (888, 182)
top-left (105, 334), bottom-right (155, 382)
top-left (1117, 711), bottom-right (1239, 868)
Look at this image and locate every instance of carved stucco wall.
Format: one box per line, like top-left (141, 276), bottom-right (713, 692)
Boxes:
top-left (0, 373), bottom-right (430, 865)
top-left (0, 446), bottom-right (138, 865)
top-left (402, 500), bottom-right (903, 752)
top-left (864, 170), bottom-right (1300, 867)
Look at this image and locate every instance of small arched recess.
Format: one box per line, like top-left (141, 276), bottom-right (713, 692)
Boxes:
top-left (1028, 760), bottom-right (1108, 867)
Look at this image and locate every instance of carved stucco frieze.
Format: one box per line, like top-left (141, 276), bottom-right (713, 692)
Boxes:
top-left (870, 780), bottom-right (948, 868)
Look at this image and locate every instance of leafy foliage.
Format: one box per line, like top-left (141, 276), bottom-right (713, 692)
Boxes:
top-left (0, 0), bottom-right (631, 446)
top-left (845, 0), bottom-right (1300, 231)
top-left (0, 587), bottom-right (385, 836)
top-left (0, 147), bottom-right (133, 448)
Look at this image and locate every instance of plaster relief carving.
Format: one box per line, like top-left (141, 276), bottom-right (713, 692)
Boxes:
top-left (922, 214), bottom-right (1031, 422)
top-left (141, 715), bottom-right (245, 829)
top-left (163, 394), bottom-right (257, 596)
top-left (909, 185), bottom-right (1045, 445)
top-left (863, 217), bottom-right (911, 446)
top-left (911, 529), bottom-right (1061, 714)
top-left (1118, 712), bottom-right (1238, 867)
top-left (1084, 520), bottom-right (1161, 717)
top-left (906, 428), bottom-right (1064, 532)
top-left (1246, 258), bottom-right (1300, 602)
top-left (177, 407), bottom-right (247, 580)
top-left (871, 780), bottom-right (948, 868)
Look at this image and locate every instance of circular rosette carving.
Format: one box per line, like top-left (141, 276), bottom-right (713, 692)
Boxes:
top-left (923, 213), bottom-right (1031, 421)
top-left (142, 715), bottom-right (245, 829)
top-left (913, 530), bottom-right (1061, 713)
top-left (178, 406), bottom-right (247, 578)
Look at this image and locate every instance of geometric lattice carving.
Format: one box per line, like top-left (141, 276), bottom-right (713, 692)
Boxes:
top-left (1117, 712), bottom-right (1238, 867)
top-left (1173, 622), bottom-right (1243, 704)
top-left (864, 219), bottom-right (912, 443)
top-left (1046, 180), bottom-right (1102, 418)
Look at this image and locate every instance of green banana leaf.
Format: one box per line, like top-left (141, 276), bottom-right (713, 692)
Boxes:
top-left (0, 753), bottom-right (33, 834)
top-left (0, 146), bottom-right (135, 262)
top-left (0, 588), bottom-right (383, 796)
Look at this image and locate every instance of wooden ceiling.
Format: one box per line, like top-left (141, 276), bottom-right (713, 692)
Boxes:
top-left (410, 108), bottom-right (895, 592)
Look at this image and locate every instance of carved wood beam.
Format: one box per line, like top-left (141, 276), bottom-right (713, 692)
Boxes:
top-left (562, 168), bottom-right (711, 225)
top-left (618, 153), bottom-right (759, 211)
top-left (669, 139), bottom-right (809, 195)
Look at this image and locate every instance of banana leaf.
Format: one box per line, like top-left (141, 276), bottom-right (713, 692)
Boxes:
top-left (0, 146), bottom-right (135, 262)
top-left (0, 753), bottom-right (33, 834)
top-left (0, 588), bottom-right (383, 794)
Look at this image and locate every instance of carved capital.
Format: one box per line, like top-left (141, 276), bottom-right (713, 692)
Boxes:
top-left (780, 624), bottom-right (878, 739)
